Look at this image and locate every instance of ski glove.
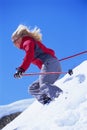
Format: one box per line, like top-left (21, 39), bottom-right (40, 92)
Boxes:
top-left (14, 68), bottom-right (25, 79)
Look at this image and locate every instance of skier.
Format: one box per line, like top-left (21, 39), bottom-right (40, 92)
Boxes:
top-left (12, 24), bottom-right (62, 105)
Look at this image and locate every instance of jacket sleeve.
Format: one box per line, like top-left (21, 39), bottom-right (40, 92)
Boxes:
top-left (19, 39), bottom-right (35, 71)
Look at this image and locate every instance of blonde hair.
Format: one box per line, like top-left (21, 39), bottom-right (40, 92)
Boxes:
top-left (11, 24), bottom-right (42, 42)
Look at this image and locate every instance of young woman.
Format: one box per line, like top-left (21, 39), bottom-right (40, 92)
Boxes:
top-left (12, 24), bottom-right (62, 104)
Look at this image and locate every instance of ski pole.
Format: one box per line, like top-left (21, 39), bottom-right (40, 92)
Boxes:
top-left (59, 50), bottom-right (87, 61)
top-left (22, 69), bottom-right (73, 76)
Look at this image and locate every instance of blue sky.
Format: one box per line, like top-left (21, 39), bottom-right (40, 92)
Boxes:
top-left (0, 0), bottom-right (87, 105)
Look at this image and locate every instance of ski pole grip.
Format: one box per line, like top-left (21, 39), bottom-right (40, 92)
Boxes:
top-left (68, 69), bottom-right (73, 75)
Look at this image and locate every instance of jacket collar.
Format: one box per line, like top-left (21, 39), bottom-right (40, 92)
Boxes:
top-left (20, 36), bottom-right (32, 49)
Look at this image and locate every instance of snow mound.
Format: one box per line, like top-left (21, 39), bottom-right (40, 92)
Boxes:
top-left (0, 98), bottom-right (35, 118)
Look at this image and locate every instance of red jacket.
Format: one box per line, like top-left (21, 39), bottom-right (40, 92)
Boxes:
top-left (19, 36), bottom-right (57, 71)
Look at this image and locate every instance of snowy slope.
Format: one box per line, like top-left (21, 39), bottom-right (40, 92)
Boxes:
top-left (0, 98), bottom-right (35, 118)
top-left (2, 60), bottom-right (87, 130)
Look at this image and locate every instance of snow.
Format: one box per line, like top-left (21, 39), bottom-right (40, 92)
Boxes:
top-left (0, 98), bottom-right (35, 118)
top-left (1, 60), bottom-right (87, 130)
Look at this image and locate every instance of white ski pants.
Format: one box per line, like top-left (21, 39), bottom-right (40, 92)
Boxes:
top-left (29, 57), bottom-right (62, 104)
